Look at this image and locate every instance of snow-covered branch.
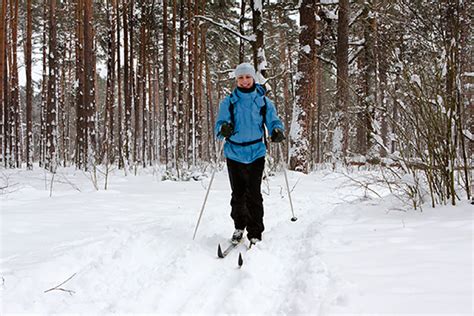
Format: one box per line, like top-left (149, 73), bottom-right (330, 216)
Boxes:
top-left (194, 15), bottom-right (256, 42)
top-left (316, 54), bottom-right (337, 69)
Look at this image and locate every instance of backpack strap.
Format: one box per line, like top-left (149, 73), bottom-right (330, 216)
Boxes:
top-left (229, 100), bottom-right (235, 128)
top-left (262, 96), bottom-right (268, 149)
top-left (260, 96), bottom-right (267, 127)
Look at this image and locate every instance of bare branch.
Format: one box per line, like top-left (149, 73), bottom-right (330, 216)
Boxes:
top-left (44, 273), bottom-right (77, 296)
top-left (340, 172), bottom-right (383, 198)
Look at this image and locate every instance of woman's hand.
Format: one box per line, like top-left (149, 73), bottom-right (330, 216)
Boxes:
top-left (271, 128), bottom-right (285, 142)
top-left (220, 122), bottom-right (234, 138)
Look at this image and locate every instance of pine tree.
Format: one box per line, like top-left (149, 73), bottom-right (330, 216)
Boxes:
top-left (289, 0), bottom-right (317, 173)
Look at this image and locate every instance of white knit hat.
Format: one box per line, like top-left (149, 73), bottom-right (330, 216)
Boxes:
top-left (234, 63), bottom-right (256, 80)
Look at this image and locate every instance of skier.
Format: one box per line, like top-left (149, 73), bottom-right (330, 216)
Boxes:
top-left (215, 62), bottom-right (285, 246)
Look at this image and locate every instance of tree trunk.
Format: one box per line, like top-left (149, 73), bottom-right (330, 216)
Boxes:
top-left (289, 0), bottom-right (317, 173)
top-left (0, 0), bottom-right (7, 167)
top-left (170, 0), bottom-right (177, 168)
top-left (40, 0), bottom-right (47, 167)
top-left (104, 0), bottom-right (116, 164)
top-left (163, 0), bottom-right (169, 166)
top-left (335, 0), bottom-right (349, 159)
top-left (0, 0), bottom-right (8, 166)
top-left (83, 0), bottom-right (95, 168)
top-left (204, 32), bottom-right (215, 161)
top-left (194, 0), bottom-right (202, 161)
top-left (75, 0), bottom-right (84, 167)
top-left (10, 0), bottom-right (20, 167)
top-left (187, 0), bottom-right (194, 165)
top-left (25, 0), bottom-right (32, 168)
top-left (250, 0), bottom-right (266, 78)
top-left (239, 0), bottom-right (245, 64)
top-left (177, 0), bottom-right (185, 163)
top-left (116, 0), bottom-right (123, 168)
top-left (355, 2), bottom-right (377, 158)
top-left (278, 7), bottom-right (290, 161)
top-left (46, 0), bottom-right (57, 171)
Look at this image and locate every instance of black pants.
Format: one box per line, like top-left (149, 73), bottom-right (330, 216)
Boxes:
top-left (226, 157), bottom-right (265, 240)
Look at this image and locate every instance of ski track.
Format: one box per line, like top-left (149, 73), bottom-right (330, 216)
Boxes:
top-left (1, 169), bottom-right (368, 314)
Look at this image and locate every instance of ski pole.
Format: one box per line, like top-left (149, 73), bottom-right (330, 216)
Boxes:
top-left (278, 143), bottom-right (297, 222)
top-left (192, 141), bottom-right (225, 240)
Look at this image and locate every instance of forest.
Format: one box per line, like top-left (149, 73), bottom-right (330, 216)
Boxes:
top-left (0, 0), bottom-right (472, 207)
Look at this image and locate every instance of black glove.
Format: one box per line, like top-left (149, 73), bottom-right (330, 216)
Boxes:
top-left (220, 122), bottom-right (234, 138)
top-left (271, 128), bottom-right (285, 142)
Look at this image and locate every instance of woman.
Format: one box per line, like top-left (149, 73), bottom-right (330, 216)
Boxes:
top-left (215, 62), bottom-right (285, 245)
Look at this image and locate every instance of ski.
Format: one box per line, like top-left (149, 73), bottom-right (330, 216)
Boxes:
top-left (237, 241), bottom-right (256, 267)
top-left (217, 240), bottom-right (242, 258)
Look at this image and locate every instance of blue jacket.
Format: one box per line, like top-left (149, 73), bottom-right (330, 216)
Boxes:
top-left (215, 84), bottom-right (284, 164)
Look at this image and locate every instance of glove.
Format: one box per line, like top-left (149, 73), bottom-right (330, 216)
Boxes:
top-left (220, 122), bottom-right (234, 138)
top-left (271, 128), bottom-right (285, 142)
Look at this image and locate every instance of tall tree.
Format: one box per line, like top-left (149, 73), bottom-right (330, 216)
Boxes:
top-left (239, 0), bottom-right (245, 64)
top-left (123, 0), bottom-right (131, 165)
top-left (186, 0), bottom-right (195, 165)
top-left (193, 0), bottom-right (202, 161)
top-left (177, 0), bottom-right (185, 163)
top-left (85, 0), bottom-right (95, 167)
top-left (75, 0), bottom-right (85, 168)
top-left (163, 0), bottom-right (169, 166)
top-left (356, 1), bottom-right (377, 157)
top-left (25, 0), bottom-right (34, 169)
top-left (289, 0), bottom-right (317, 173)
top-left (250, 0), bottom-right (266, 78)
top-left (116, 0), bottom-right (123, 168)
top-left (170, 0), bottom-right (178, 167)
top-left (0, 0), bottom-right (6, 167)
top-left (10, 0), bottom-right (20, 167)
top-left (104, 0), bottom-right (116, 164)
top-left (334, 0), bottom-right (349, 160)
top-left (45, 0), bottom-right (58, 171)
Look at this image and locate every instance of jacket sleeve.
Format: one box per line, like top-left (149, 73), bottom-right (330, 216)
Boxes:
top-left (264, 97), bottom-right (284, 135)
top-left (215, 96), bottom-right (232, 139)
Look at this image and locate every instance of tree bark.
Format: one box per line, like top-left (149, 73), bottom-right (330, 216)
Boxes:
top-left (187, 0), bottom-right (194, 165)
top-left (177, 0), bottom-right (185, 163)
top-left (250, 0), bottom-right (265, 78)
top-left (46, 0), bottom-right (57, 171)
top-left (83, 0), bottom-right (95, 168)
top-left (163, 0), bottom-right (170, 166)
top-left (239, 0), bottom-right (246, 64)
top-left (104, 0), bottom-right (116, 164)
top-left (289, 0), bottom-right (317, 173)
top-left (335, 0), bottom-right (349, 159)
top-left (25, 0), bottom-right (32, 168)
top-left (116, 0), bottom-right (123, 168)
top-left (170, 0), bottom-right (177, 168)
top-left (10, 0), bottom-right (20, 167)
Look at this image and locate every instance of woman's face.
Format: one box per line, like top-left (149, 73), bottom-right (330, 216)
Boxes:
top-left (237, 75), bottom-right (254, 89)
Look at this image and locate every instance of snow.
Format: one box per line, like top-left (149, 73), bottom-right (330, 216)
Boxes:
top-left (253, 0), bottom-right (263, 13)
top-left (0, 167), bottom-right (472, 315)
top-left (463, 129), bottom-right (473, 140)
top-left (410, 74), bottom-right (421, 87)
top-left (17, 51), bottom-right (44, 92)
top-left (325, 9), bottom-right (338, 20)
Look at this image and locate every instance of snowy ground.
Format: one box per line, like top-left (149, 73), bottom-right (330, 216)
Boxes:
top-left (0, 165), bottom-right (472, 315)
